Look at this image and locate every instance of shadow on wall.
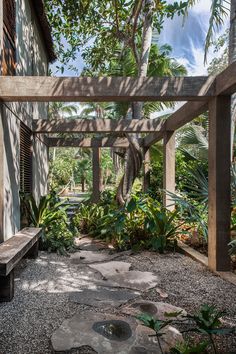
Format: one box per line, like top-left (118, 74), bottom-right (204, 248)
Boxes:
top-left (2, 104), bottom-right (21, 240)
top-left (32, 136), bottom-right (49, 204)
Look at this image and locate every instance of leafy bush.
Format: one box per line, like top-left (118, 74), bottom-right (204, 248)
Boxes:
top-left (20, 192), bottom-right (76, 254)
top-left (73, 203), bottom-right (109, 235)
top-left (41, 220), bottom-right (75, 255)
top-left (74, 194), bottom-right (183, 253)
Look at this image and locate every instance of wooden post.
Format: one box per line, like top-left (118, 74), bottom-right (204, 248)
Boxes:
top-left (0, 271), bottom-right (14, 302)
top-left (163, 131), bottom-right (175, 211)
top-left (92, 147), bottom-right (102, 203)
top-left (0, 1), bottom-right (3, 242)
top-left (0, 105), bottom-right (4, 243)
top-left (143, 148), bottom-right (151, 192)
top-left (208, 96), bottom-right (231, 271)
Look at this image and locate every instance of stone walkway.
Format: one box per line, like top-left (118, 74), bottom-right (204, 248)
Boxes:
top-left (52, 237), bottom-right (184, 353)
top-left (0, 236), bottom-right (236, 353)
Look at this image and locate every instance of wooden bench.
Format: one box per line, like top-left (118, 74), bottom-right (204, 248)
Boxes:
top-left (0, 227), bottom-right (42, 302)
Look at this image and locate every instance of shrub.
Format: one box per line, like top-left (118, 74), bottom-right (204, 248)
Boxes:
top-left (42, 219), bottom-right (75, 255)
top-left (20, 192), bottom-right (76, 254)
top-left (74, 194), bottom-right (183, 253)
top-left (73, 203), bottom-right (109, 235)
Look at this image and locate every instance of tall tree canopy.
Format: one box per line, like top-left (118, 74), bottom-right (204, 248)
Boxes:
top-left (45, 0), bottom-right (187, 71)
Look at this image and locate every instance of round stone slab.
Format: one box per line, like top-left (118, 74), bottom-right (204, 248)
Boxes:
top-left (69, 287), bottom-right (140, 308)
top-left (51, 312), bottom-right (183, 354)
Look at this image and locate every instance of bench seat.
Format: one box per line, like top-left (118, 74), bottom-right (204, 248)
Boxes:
top-left (0, 227), bottom-right (42, 302)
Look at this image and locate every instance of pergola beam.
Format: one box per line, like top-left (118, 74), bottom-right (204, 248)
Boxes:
top-left (0, 76), bottom-right (215, 102)
top-left (48, 136), bottom-right (132, 148)
top-left (33, 118), bottom-right (163, 134)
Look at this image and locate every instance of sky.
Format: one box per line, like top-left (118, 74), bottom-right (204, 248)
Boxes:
top-left (158, 0), bottom-right (229, 75)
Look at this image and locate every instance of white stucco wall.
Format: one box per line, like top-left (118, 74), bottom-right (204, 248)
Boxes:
top-left (1, 0), bottom-right (50, 240)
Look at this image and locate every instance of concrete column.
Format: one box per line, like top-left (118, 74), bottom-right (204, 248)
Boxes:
top-left (163, 131), bottom-right (175, 211)
top-left (208, 96), bottom-right (231, 271)
top-left (92, 147), bottom-right (102, 203)
top-left (143, 148), bottom-right (151, 193)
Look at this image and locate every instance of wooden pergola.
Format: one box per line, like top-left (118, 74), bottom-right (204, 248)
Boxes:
top-left (0, 62), bottom-right (235, 273)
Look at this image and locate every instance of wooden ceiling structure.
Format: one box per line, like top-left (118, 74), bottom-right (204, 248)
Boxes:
top-left (0, 61), bottom-right (236, 273)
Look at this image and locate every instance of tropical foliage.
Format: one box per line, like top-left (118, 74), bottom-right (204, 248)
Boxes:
top-left (20, 192), bottom-right (76, 255)
top-left (73, 194), bottom-right (183, 252)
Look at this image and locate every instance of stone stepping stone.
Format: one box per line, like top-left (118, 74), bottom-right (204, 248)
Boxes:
top-left (98, 271), bottom-right (160, 291)
top-left (70, 250), bottom-right (112, 264)
top-left (122, 300), bottom-right (186, 320)
top-left (89, 261), bottom-right (132, 278)
top-left (51, 312), bottom-right (183, 354)
top-left (69, 287), bottom-right (140, 308)
top-left (75, 237), bottom-right (109, 251)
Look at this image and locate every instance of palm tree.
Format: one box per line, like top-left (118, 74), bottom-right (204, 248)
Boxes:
top-left (48, 102), bottom-right (78, 119)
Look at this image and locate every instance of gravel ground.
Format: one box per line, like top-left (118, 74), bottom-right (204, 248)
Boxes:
top-left (0, 250), bottom-right (236, 354)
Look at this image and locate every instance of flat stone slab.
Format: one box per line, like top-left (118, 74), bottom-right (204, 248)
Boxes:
top-left (51, 312), bottom-right (183, 354)
top-left (99, 271), bottom-right (160, 291)
top-left (75, 237), bottom-right (109, 251)
top-left (69, 287), bottom-right (140, 308)
top-left (122, 300), bottom-right (186, 320)
top-left (89, 261), bottom-right (132, 278)
top-left (70, 250), bottom-right (112, 264)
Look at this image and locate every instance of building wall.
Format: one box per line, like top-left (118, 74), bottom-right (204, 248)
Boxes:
top-left (0, 0), bottom-right (49, 241)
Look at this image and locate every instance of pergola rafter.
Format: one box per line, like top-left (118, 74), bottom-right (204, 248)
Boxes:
top-left (0, 61), bottom-right (236, 273)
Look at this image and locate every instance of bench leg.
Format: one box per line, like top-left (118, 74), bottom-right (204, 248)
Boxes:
top-left (25, 241), bottom-right (39, 259)
top-left (0, 270), bottom-right (14, 302)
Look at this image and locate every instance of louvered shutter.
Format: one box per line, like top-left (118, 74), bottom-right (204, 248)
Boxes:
top-left (2, 0), bottom-right (16, 75)
top-left (20, 123), bottom-right (32, 193)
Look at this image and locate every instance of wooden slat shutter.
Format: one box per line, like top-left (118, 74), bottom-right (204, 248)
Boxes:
top-left (2, 0), bottom-right (16, 76)
top-left (20, 123), bottom-right (32, 194)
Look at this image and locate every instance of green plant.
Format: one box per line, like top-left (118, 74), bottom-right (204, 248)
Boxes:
top-left (137, 304), bottom-right (234, 354)
top-left (145, 207), bottom-right (183, 253)
top-left (73, 203), bottom-right (108, 235)
top-left (185, 304), bottom-right (235, 354)
top-left (42, 220), bottom-right (75, 255)
top-left (137, 313), bottom-right (172, 354)
top-left (20, 192), bottom-right (68, 229)
top-left (20, 192), bottom-right (76, 254)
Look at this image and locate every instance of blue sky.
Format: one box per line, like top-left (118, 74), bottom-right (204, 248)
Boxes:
top-left (51, 0), bottom-right (229, 77)
top-left (158, 0), bottom-right (229, 75)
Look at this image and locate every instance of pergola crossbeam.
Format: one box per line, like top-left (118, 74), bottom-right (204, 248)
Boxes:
top-left (0, 76), bottom-right (215, 102)
top-left (48, 136), bottom-right (133, 148)
top-left (33, 118), bottom-right (164, 134)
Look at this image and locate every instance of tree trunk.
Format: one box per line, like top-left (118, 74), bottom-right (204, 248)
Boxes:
top-left (116, 0), bottom-right (154, 204)
top-left (81, 176), bottom-right (85, 192)
top-left (229, 0), bottom-right (236, 159)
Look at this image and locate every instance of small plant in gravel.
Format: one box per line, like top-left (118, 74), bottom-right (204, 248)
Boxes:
top-left (136, 313), bottom-right (173, 354)
top-left (137, 304), bottom-right (235, 354)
